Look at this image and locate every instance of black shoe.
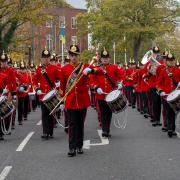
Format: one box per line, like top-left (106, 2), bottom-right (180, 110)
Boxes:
top-left (77, 148), bottom-right (84, 154)
top-left (0, 136), bottom-right (4, 141)
top-left (128, 104), bottom-right (132, 107)
top-left (49, 135), bottom-right (54, 139)
top-left (24, 118), bottom-right (27, 121)
top-left (162, 127), bottom-right (168, 132)
top-left (137, 108), bottom-right (140, 112)
top-left (41, 135), bottom-right (49, 140)
top-left (107, 134), bottom-right (111, 138)
top-left (150, 119), bottom-right (155, 123)
top-left (11, 126), bottom-right (15, 130)
top-left (140, 111), bottom-right (144, 114)
top-left (172, 131), bottom-right (177, 136)
top-left (102, 132), bottom-right (108, 137)
top-left (144, 114), bottom-right (148, 119)
top-left (168, 131), bottom-right (173, 138)
top-left (7, 132), bottom-right (11, 135)
top-left (68, 149), bottom-right (76, 157)
top-left (19, 122), bottom-right (23, 125)
top-left (132, 105), bottom-right (136, 109)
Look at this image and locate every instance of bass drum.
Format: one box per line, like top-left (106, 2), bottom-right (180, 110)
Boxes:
top-left (105, 90), bottom-right (127, 114)
top-left (166, 89), bottom-right (180, 113)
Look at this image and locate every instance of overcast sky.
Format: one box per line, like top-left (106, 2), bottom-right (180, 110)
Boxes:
top-left (66, 0), bottom-right (87, 9)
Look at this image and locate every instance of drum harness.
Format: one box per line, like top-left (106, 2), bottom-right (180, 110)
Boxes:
top-left (40, 67), bottom-right (67, 129)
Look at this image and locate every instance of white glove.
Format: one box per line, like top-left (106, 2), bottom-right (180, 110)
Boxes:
top-left (55, 81), bottom-right (60, 88)
top-left (13, 95), bottom-right (17, 100)
top-left (3, 88), bottom-right (8, 94)
top-left (36, 90), bottom-right (42, 95)
top-left (97, 88), bottom-right (103, 95)
top-left (160, 91), bottom-right (166, 97)
top-left (83, 68), bottom-right (92, 75)
top-left (117, 83), bottom-right (123, 90)
top-left (60, 104), bottom-right (64, 111)
top-left (178, 82), bottom-right (180, 88)
top-left (19, 86), bottom-right (25, 92)
top-left (29, 85), bottom-right (32, 88)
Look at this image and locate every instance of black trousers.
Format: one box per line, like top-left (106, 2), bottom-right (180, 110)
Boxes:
top-left (41, 103), bottom-right (54, 136)
top-left (98, 100), bottom-right (112, 134)
top-left (0, 119), bottom-right (3, 137)
top-left (66, 109), bottom-right (87, 150)
top-left (18, 96), bottom-right (28, 122)
top-left (162, 99), bottom-right (175, 131)
top-left (149, 88), bottom-right (161, 123)
top-left (141, 92), bottom-right (148, 114)
top-left (125, 86), bottom-right (136, 106)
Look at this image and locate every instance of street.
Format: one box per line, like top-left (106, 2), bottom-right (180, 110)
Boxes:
top-left (0, 108), bottom-right (180, 180)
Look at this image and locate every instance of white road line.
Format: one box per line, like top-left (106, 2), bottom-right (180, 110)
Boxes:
top-left (36, 120), bottom-right (42, 126)
top-left (16, 132), bottom-right (34, 152)
top-left (176, 131), bottom-right (180, 139)
top-left (0, 166), bottom-right (12, 180)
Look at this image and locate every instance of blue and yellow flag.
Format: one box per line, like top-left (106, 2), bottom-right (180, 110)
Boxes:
top-left (60, 28), bottom-right (65, 44)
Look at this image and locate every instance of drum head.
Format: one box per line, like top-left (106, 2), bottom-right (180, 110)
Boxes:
top-left (105, 90), bottom-right (121, 102)
top-left (167, 90), bottom-right (180, 102)
top-left (42, 90), bottom-right (57, 102)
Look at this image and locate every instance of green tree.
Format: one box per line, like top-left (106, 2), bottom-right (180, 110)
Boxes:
top-left (78, 0), bottom-right (179, 63)
top-left (0, 0), bottom-right (69, 52)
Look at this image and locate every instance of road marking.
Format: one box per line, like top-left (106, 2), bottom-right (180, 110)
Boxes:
top-left (83, 130), bottom-right (109, 149)
top-left (0, 166), bottom-right (12, 180)
top-left (16, 132), bottom-right (34, 152)
top-left (176, 131), bottom-right (180, 139)
top-left (36, 120), bottom-right (42, 126)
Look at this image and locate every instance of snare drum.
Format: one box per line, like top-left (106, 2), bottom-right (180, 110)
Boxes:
top-left (166, 89), bottom-right (180, 112)
top-left (42, 90), bottom-right (61, 113)
top-left (105, 90), bottom-right (127, 113)
top-left (0, 96), bottom-right (14, 118)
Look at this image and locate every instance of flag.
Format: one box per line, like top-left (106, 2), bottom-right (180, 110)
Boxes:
top-left (60, 28), bottom-right (65, 44)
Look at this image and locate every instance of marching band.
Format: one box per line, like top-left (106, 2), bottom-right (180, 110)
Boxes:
top-left (0, 44), bottom-right (180, 157)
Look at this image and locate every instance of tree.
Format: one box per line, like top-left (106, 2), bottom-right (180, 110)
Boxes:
top-left (78, 0), bottom-right (179, 63)
top-left (0, 0), bottom-right (69, 52)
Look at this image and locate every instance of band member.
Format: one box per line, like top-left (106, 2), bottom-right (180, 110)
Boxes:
top-left (16, 62), bottom-right (30, 125)
top-left (0, 51), bottom-right (17, 134)
top-left (124, 59), bottom-right (137, 108)
top-left (156, 52), bottom-right (180, 137)
top-left (0, 71), bottom-right (9, 140)
top-left (59, 45), bottom-right (95, 157)
top-left (92, 48), bottom-right (124, 138)
top-left (145, 46), bottom-right (163, 126)
top-left (33, 48), bottom-right (61, 140)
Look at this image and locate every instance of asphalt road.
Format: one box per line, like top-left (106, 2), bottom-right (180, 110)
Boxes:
top-left (0, 107), bottom-right (180, 180)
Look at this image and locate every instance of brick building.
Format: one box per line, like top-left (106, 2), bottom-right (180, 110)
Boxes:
top-left (31, 7), bottom-right (87, 63)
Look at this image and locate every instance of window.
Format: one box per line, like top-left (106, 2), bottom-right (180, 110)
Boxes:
top-left (59, 16), bottom-right (65, 28)
top-left (46, 34), bottom-right (54, 51)
top-left (71, 17), bottom-right (77, 29)
top-left (71, 36), bottom-right (78, 45)
top-left (46, 20), bottom-right (53, 28)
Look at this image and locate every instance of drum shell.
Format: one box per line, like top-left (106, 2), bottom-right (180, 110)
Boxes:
top-left (0, 96), bottom-right (14, 118)
top-left (106, 90), bottom-right (127, 114)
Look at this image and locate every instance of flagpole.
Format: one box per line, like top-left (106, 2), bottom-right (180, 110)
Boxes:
top-left (113, 41), bottom-right (116, 64)
top-left (62, 42), bottom-right (64, 65)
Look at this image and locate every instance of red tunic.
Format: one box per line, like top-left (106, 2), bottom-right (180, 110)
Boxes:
top-left (33, 64), bottom-right (61, 101)
top-left (156, 66), bottom-right (180, 94)
top-left (0, 67), bottom-right (17, 93)
top-left (60, 63), bottom-right (91, 109)
top-left (93, 64), bottom-right (124, 100)
top-left (123, 67), bottom-right (137, 87)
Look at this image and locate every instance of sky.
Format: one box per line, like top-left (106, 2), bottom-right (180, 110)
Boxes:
top-left (66, 0), bottom-right (87, 9)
